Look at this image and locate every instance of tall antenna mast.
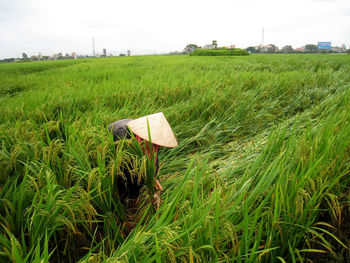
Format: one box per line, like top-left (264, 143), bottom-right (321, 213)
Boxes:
top-left (262, 27), bottom-right (264, 47)
top-left (92, 37), bottom-right (95, 57)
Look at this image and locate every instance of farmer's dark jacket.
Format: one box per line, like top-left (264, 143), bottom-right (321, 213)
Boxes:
top-left (108, 119), bottom-right (159, 202)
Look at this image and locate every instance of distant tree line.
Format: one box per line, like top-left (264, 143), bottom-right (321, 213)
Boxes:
top-left (190, 48), bottom-right (249, 56)
top-left (0, 48), bottom-right (134, 63)
top-left (183, 42), bottom-right (348, 56)
top-left (245, 44), bottom-right (348, 54)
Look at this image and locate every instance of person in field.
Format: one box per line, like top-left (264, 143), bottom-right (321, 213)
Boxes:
top-left (108, 112), bottom-right (178, 206)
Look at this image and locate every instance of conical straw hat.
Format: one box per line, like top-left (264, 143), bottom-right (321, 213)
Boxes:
top-left (127, 112), bottom-right (178, 148)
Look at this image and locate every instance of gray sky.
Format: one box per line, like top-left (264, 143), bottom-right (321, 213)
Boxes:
top-left (0, 0), bottom-right (349, 58)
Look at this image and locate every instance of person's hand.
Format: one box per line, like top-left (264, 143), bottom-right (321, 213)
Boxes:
top-left (155, 179), bottom-right (163, 191)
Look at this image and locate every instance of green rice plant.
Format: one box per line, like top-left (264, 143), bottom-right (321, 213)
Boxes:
top-left (0, 54), bottom-right (349, 262)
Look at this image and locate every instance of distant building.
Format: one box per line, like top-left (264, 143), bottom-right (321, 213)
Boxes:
top-left (331, 46), bottom-right (341, 52)
top-left (339, 44), bottom-right (347, 52)
top-left (225, 45), bottom-right (236, 49)
top-left (259, 44), bottom-right (279, 53)
top-left (267, 44), bottom-right (278, 52)
top-left (127, 50), bottom-right (131, 56)
top-left (203, 44), bottom-right (215, 49)
top-left (281, 45), bottom-right (293, 53)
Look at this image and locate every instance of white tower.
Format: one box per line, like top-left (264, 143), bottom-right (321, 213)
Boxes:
top-left (262, 28), bottom-right (264, 47)
top-left (92, 37), bottom-right (96, 57)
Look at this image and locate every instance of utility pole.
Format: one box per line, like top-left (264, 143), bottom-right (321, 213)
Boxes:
top-left (92, 37), bottom-right (96, 57)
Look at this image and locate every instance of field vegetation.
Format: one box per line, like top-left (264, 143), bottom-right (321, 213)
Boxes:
top-left (0, 54), bottom-right (349, 262)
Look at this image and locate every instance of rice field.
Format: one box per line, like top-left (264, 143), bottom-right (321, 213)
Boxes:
top-left (0, 54), bottom-right (349, 262)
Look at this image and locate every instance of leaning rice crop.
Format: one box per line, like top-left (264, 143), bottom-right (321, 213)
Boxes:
top-left (0, 54), bottom-right (349, 262)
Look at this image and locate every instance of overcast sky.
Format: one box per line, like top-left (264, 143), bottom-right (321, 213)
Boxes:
top-left (0, 0), bottom-right (349, 58)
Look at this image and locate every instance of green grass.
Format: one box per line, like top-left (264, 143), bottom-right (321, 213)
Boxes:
top-left (0, 54), bottom-right (349, 262)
